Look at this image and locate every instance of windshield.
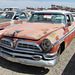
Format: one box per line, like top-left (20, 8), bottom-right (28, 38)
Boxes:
top-left (0, 12), bottom-right (14, 22)
top-left (28, 14), bottom-right (65, 24)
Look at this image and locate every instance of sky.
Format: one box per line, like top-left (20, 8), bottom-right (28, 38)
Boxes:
top-left (0, 0), bottom-right (75, 9)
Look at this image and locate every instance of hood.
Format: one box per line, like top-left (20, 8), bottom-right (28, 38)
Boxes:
top-left (3, 22), bottom-right (64, 40)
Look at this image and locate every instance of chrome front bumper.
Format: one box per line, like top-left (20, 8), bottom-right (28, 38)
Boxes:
top-left (0, 44), bottom-right (58, 67)
top-left (0, 52), bottom-right (58, 67)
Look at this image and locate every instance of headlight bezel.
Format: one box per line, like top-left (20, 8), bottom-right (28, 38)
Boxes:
top-left (40, 39), bottom-right (52, 52)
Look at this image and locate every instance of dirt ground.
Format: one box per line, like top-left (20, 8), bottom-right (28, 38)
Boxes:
top-left (0, 38), bottom-right (75, 75)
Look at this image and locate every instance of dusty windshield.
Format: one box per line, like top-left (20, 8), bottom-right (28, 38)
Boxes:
top-left (28, 14), bottom-right (65, 24)
top-left (0, 12), bottom-right (14, 23)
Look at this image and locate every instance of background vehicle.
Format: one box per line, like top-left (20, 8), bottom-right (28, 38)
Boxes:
top-left (0, 11), bottom-right (30, 30)
top-left (0, 11), bottom-right (3, 16)
top-left (72, 12), bottom-right (75, 21)
top-left (3, 8), bottom-right (20, 12)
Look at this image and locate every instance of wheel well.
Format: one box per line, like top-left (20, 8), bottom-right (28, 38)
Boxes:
top-left (0, 28), bottom-right (4, 30)
top-left (60, 41), bottom-right (65, 54)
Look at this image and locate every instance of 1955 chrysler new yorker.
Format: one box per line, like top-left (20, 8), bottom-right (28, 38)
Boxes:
top-left (0, 10), bottom-right (75, 67)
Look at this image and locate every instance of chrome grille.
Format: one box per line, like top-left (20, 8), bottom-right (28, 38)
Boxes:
top-left (17, 43), bottom-right (40, 50)
top-left (0, 45), bottom-right (43, 60)
top-left (0, 38), bottom-right (42, 52)
top-left (16, 41), bottom-right (42, 52)
top-left (0, 38), bottom-right (13, 47)
top-left (0, 38), bottom-right (43, 60)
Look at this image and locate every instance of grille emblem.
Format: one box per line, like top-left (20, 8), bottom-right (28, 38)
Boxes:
top-left (13, 39), bottom-right (18, 47)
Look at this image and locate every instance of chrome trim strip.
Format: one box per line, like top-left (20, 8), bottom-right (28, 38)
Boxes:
top-left (0, 47), bottom-right (57, 60)
top-left (43, 52), bottom-right (57, 60)
top-left (0, 44), bottom-right (57, 56)
top-left (53, 27), bottom-right (75, 46)
top-left (0, 38), bottom-right (13, 47)
top-left (16, 41), bottom-right (42, 52)
top-left (0, 44), bottom-right (42, 55)
top-left (0, 49), bottom-right (34, 58)
top-left (16, 47), bottom-right (40, 52)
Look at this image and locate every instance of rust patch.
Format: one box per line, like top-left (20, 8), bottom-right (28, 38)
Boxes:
top-left (63, 27), bottom-right (69, 35)
top-left (43, 31), bottom-right (47, 34)
top-left (56, 36), bottom-right (59, 41)
top-left (41, 28), bottom-right (49, 31)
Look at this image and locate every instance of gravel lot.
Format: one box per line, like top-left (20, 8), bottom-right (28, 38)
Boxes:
top-left (0, 38), bottom-right (75, 75)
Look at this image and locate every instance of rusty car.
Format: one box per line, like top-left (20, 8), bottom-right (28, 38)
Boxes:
top-left (0, 11), bottom-right (30, 30)
top-left (0, 10), bottom-right (75, 67)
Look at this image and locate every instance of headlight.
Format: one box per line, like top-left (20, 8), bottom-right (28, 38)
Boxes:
top-left (40, 39), bottom-right (52, 52)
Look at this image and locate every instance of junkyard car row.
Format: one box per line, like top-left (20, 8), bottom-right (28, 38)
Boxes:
top-left (0, 10), bottom-right (30, 29)
top-left (0, 10), bottom-right (74, 67)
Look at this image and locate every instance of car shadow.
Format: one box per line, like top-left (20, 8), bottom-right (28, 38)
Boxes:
top-left (62, 54), bottom-right (75, 75)
top-left (0, 57), bottom-right (49, 75)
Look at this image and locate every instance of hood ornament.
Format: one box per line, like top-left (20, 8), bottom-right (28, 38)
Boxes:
top-left (12, 30), bottom-right (22, 37)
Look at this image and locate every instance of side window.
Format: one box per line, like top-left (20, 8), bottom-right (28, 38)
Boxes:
top-left (66, 15), bottom-right (71, 22)
top-left (20, 13), bottom-right (27, 19)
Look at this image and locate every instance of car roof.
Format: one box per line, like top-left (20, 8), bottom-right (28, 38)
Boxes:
top-left (33, 10), bottom-right (71, 15)
top-left (4, 11), bottom-right (23, 13)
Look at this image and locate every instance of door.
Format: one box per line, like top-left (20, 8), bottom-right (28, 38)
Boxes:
top-left (65, 14), bottom-right (75, 46)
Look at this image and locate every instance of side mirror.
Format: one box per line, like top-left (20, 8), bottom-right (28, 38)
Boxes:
top-left (67, 22), bottom-right (71, 26)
